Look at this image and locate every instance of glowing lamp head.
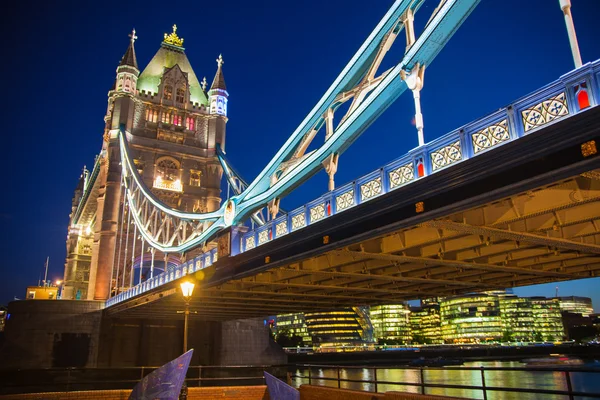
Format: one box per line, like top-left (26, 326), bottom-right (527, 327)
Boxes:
top-left (85, 226), bottom-right (92, 235)
top-left (180, 281), bottom-right (195, 299)
top-left (55, 280), bottom-right (62, 286)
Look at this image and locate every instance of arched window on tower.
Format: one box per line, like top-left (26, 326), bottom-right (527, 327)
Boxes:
top-left (189, 170), bottom-right (201, 187)
top-left (173, 114), bottom-right (183, 126)
top-left (154, 158), bottom-right (182, 192)
top-left (176, 87), bottom-right (185, 103)
top-left (124, 76), bottom-right (132, 92)
top-left (164, 85), bottom-right (173, 100)
top-left (145, 108), bottom-right (158, 123)
top-left (162, 111), bottom-right (172, 124)
top-left (186, 116), bottom-right (195, 131)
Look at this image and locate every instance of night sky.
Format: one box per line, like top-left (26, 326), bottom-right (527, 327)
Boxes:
top-left (2, 0), bottom-right (599, 307)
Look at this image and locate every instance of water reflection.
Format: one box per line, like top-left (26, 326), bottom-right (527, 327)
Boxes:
top-left (293, 361), bottom-right (600, 400)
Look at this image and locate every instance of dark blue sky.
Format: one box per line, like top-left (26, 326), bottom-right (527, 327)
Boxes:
top-left (1, 0), bottom-right (599, 307)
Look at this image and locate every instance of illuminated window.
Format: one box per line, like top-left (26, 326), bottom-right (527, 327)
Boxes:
top-left (145, 108), bottom-right (158, 123)
top-left (154, 158), bottom-right (182, 192)
top-left (162, 111), bottom-right (172, 124)
top-left (173, 115), bottom-right (182, 126)
top-left (176, 87), bottom-right (185, 103)
top-left (134, 159), bottom-right (144, 175)
top-left (189, 170), bottom-right (201, 187)
top-left (28, 291), bottom-right (35, 299)
top-left (48, 292), bottom-right (54, 300)
top-left (124, 76), bottom-right (132, 92)
top-left (164, 85), bottom-right (173, 100)
top-left (186, 116), bottom-right (195, 131)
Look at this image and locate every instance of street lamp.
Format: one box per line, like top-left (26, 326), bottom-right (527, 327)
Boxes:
top-left (179, 280), bottom-right (195, 400)
top-left (180, 280), bottom-right (195, 353)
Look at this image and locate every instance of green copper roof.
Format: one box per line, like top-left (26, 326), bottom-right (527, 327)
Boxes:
top-left (137, 44), bottom-right (208, 106)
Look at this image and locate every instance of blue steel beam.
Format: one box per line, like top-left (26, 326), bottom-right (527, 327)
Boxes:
top-left (118, 0), bottom-right (480, 253)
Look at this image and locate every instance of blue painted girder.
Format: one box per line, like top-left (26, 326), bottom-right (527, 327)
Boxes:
top-left (233, 0), bottom-right (481, 224)
top-left (119, 0), bottom-right (480, 253)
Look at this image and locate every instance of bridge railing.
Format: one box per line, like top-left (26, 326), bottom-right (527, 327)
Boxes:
top-left (240, 60), bottom-right (600, 254)
top-left (290, 364), bottom-right (600, 399)
top-left (106, 246), bottom-right (218, 306)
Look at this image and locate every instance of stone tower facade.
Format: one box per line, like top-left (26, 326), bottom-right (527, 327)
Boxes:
top-left (63, 26), bottom-right (228, 300)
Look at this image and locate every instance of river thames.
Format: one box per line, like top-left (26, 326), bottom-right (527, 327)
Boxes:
top-left (292, 360), bottom-right (600, 399)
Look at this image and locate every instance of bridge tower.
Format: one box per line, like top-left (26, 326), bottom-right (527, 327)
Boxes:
top-left (63, 26), bottom-right (228, 300)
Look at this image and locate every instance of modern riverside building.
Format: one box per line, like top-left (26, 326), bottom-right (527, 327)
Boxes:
top-left (272, 313), bottom-right (311, 346)
top-left (440, 294), bottom-right (504, 343)
top-left (304, 308), bottom-right (374, 349)
top-left (410, 303), bottom-right (443, 344)
top-left (530, 297), bottom-right (565, 341)
top-left (557, 296), bottom-right (594, 316)
top-left (499, 295), bottom-right (535, 342)
top-left (274, 293), bottom-right (587, 348)
top-left (371, 304), bottom-right (412, 344)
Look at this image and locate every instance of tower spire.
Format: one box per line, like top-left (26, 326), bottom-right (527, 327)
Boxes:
top-left (210, 54), bottom-right (227, 91)
top-left (119, 28), bottom-right (138, 69)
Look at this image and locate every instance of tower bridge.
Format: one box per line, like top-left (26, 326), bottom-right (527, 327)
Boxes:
top-left (64, 0), bottom-right (599, 317)
top-left (105, 80), bottom-right (600, 320)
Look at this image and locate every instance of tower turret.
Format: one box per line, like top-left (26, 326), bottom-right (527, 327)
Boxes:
top-left (115, 29), bottom-right (140, 94)
top-left (208, 54), bottom-right (228, 116)
top-left (207, 55), bottom-right (228, 151)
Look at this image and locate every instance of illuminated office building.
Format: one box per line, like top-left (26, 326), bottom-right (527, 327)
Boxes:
top-left (557, 296), bottom-right (594, 317)
top-left (371, 304), bottom-right (412, 344)
top-left (440, 294), bottom-right (503, 343)
top-left (304, 307), bottom-right (373, 348)
top-left (530, 297), bottom-right (564, 341)
top-left (410, 304), bottom-right (442, 344)
top-left (498, 295), bottom-right (535, 341)
top-left (273, 313), bottom-right (311, 345)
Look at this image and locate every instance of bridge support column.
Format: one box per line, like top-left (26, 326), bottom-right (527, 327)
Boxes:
top-left (559, 0), bottom-right (583, 68)
top-left (268, 198), bottom-right (280, 220)
top-left (322, 153), bottom-right (339, 191)
top-left (88, 139), bottom-right (122, 300)
top-left (401, 64), bottom-right (426, 147)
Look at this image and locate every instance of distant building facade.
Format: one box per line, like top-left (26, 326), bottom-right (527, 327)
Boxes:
top-left (440, 294), bottom-right (504, 343)
top-left (63, 26), bottom-right (228, 300)
top-left (272, 313), bottom-right (311, 346)
top-left (371, 304), bottom-right (412, 344)
top-left (273, 293), bottom-right (591, 348)
top-left (557, 296), bottom-right (594, 317)
top-left (410, 303), bottom-right (443, 344)
top-left (304, 307), bottom-right (373, 349)
top-left (25, 286), bottom-right (59, 300)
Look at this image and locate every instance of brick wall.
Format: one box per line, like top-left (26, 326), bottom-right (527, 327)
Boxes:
top-left (0, 386), bottom-right (269, 400)
top-left (0, 300), bottom-right (104, 369)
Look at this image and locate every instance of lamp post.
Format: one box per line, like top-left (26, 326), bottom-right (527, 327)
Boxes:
top-left (179, 280), bottom-right (195, 400)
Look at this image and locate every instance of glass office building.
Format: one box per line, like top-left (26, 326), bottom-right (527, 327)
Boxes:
top-left (371, 304), bottom-right (412, 344)
top-left (273, 313), bottom-right (312, 345)
top-left (440, 294), bottom-right (504, 343)
top-left (530, 297), bottom-right (564, 341)
top-left (498, 295), bottom-right (535, 341)
top-left (410, 303), bottom-right (443, 344)
top-left (557, 296), bottom-right (594, 317)
top-left (304, 308), bottom-right (373, 349)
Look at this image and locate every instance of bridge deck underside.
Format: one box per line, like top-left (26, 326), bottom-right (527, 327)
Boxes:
top-left (110, 170), bottom-right (600, 320)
